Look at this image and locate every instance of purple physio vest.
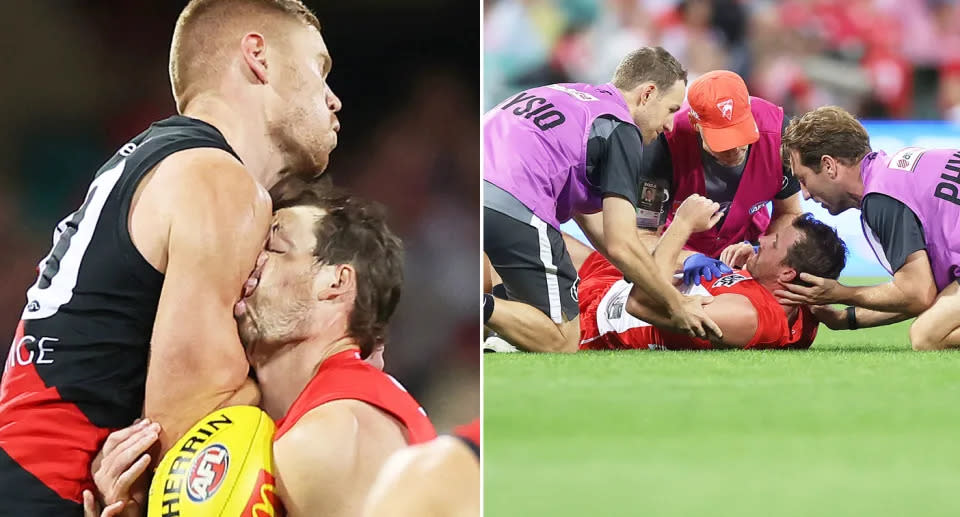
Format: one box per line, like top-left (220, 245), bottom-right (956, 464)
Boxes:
top-left (484, 82), bottom-right (636, 229)
top-left (860, 148), bottom-right (960, 291)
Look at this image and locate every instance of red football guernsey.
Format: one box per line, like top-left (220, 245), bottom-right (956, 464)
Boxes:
top-left (452, 418), bottom-right (480, 460)
top-left (578, 252), bottom-right (818, 350)
top-left (274, 350), bottom-right (436, 444)
top-left (453, 419), bottom-right (480, 448)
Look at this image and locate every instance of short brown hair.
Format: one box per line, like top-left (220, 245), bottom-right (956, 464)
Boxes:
top-left (170, 0), bottom-right (321, 111)
top-left (781, 106), bottom-right (872, 173)
top-left (271, 177), bottom-right (404, 358)
top-left (783, 213), bottom-right (848, 282)
top-left (611, 47), bottom-right (688, 92)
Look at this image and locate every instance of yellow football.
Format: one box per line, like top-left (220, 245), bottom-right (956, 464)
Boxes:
top-left (147, 405), bottom-right (283, 517)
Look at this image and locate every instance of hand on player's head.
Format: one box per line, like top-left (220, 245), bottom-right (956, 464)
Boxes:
top-left (674, 194), bottom-right (724, 233)
top-left (747, 214), bottom-right (846, 293)
top-left (778, 213), bottom-right (847, 284)
top-left (774, 273), bottom-right (842, 306)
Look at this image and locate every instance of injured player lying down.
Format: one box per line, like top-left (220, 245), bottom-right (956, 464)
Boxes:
top-left (573, 195), bottom-right (848, 350)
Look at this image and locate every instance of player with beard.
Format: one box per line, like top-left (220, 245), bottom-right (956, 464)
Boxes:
top-left (83, 185), bottom-right (436, 517)
top-left (575, 196), bottom-right (847, 351)
top-left (0, 1), bottom-right (340, 514)
top-left (241, 187), bottom-right (437, 516)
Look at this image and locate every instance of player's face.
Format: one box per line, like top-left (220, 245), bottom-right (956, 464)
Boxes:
top-left (788, 151), bottom-right (850, 216)
top-left (633, 80), bottom-right (685, 142)
top-left (266, 25), bottom-right (342, 177)
top-left (237, 206), bottom-right (324, 349)
top-left (700, 132), bottom-right (748, 167)
top-left (745, 224), bottom-right (801, 283)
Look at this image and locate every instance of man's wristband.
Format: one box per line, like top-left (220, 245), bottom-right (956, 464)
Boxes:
top-left (483, 293), bottom-right (495, 325)
top-left (846, 306), bottom-right (858, 330)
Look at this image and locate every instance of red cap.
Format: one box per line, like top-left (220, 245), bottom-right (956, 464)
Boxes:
top-left (687, 70), bottom-right (759, 152)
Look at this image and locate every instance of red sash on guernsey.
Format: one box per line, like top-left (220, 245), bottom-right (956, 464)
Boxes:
top-left (453, 419), bottom-right (480, 449)
top-left (0, 321), bottom-right (109, 503)
top-left (664, 97), bottom-right (785, 258)
top-left (274, 350), bottom-right (436, 444)
top-left (452, 418), bottom-right (480, 460)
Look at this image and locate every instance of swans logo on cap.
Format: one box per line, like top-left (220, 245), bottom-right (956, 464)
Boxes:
top-left (187, 444), bottom-right (230, 502)
top-left (716, 99), bottom-right (734, 121)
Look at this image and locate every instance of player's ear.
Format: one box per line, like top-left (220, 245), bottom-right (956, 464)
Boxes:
top-left (240, 32), bottom-right (269, 84)
top-left (820, 155), bottom-right (837, 179)
top-left (334, 264), bottom-right (355, 291)
top-left (318, 264), bottom-right (356, 301)
top-left (688, 112), bottom-right (698, 130)
top-left (778, 267), bottom-right (798, 284)
top-left (637, 82), bottom-right (657, 105)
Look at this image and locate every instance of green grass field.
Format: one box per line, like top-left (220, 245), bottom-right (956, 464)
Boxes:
top-left (484, 278), bottom-right (960, 516)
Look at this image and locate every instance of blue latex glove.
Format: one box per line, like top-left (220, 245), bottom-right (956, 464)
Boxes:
top-left (682, 253), bottom-right (733, 286)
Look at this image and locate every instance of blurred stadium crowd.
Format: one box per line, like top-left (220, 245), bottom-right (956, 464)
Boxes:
top-left (484, 0), bottom-right (960, 120)
top-left (0, 0), bottom-right (478, 430)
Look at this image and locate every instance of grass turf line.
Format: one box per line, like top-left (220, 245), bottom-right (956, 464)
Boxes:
top-left (484, 277), bottom-right (960, 516)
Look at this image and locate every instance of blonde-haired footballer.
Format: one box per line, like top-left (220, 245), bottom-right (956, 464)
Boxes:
top-left (0, 0), bottom-right (341, 514)
top-left (84, 186), bottom-right (436, 517)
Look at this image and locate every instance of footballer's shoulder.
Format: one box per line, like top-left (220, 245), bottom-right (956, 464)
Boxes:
top-left (704, 293), bottom-right (759, 348)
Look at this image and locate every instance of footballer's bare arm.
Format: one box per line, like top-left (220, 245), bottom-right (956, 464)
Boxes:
top-left (274, 400), bottom-right (409, 517)
top-left (136, 148), bottom-right (271, 454)
top-left (364, 436), bottom-right (480, 517)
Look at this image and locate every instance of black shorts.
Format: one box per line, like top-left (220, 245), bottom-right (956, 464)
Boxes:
top-left (484, 207), bottom-right (579, 322)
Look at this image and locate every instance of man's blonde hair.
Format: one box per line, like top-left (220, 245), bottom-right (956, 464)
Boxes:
top-left (169, 0), bottom-right (321, 111)
top-left (611, 47), bottom-right (687, 92)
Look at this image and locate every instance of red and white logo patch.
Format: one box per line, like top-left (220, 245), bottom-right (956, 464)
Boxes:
top-left (889, 147), bottom-right (925, 172)
top-left (187, 444), bottom-right (230, 503)
top-left (716, 99), bottom-right (734, 121)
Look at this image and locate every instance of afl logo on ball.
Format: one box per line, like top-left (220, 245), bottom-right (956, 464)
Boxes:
top-left (187, 444), bottom-right (230, 502)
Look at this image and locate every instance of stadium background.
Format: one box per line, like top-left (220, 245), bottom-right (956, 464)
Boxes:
top-left (485, 0), bottom-right (960, 277)
top-left (0, 0), bottom-right (479, 431)
top-left (485, 1), bottom-right (960, 515)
